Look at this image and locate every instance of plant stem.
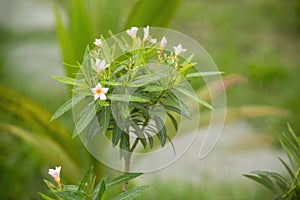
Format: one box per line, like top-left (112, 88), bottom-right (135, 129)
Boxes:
top-left (122, 138), bottom-right (140, 192)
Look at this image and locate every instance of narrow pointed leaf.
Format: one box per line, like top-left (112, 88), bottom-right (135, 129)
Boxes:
top-left (112, 185), bottom-right (149, 200)
top-left (51, 94), bottom-right (85, 121)
top-left (107, 173), bottom-right (143, 188)
top-left (174, 87), bottom-right (213, 110)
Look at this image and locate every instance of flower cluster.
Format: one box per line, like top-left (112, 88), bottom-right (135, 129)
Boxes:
top-left (90, 26), bottom-right (188, 102)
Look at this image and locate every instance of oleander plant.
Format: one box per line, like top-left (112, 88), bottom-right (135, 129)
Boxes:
top-left (41, 26), bottom-right (214, 199)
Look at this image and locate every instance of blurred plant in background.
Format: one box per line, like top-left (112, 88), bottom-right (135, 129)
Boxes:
top-left (245, 125), bottom-right (300, 199)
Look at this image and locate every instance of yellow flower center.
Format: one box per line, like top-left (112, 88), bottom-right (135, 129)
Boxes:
top-left (95, 87), bottom-right (102, 95)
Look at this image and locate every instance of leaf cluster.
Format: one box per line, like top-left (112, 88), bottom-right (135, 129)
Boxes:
top-left (40, 167), bottom-right (147, 200)
top-left (244, 125), bottom-right (300, 200)
top-left (51, 30), bottom-right (213, 156)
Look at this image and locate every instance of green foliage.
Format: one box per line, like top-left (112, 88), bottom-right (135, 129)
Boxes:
top-left (53, 0), bottom-right (182, 79)
top-left (244, 125), bottom-right (300, 199)
top-left (40, 167), bottom-right (147, 200)
top-left (52, 28), bottom-right (213, 156)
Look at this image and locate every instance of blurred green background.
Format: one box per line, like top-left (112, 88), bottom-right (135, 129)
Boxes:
top-left (0, 0), bottom-right (299, 199)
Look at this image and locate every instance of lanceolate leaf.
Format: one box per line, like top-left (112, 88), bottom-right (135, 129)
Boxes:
top-left (129, 121), bottom-right (147, 148)
top-left (173, 87), bottom-right (214, 110)
top-left (95, 179), bottom-right (106, 200)
top-left (143, 85), bottom-right (168, 92)
top-left (167, 112), bottom-right (178, 131)
top-left (78, 166), bottom-right (94, 193)
top-left (112, 124), bottom-right (122, 147)
top-left (186, 71), bottom-right (224, 78)
top-left (109, 94), bottom-right (150, 102)
top-left (153, 116), bottom-right (167, 147)
top-left (74, 102), bottom-right (97, 137)
top-left (112, 185), bottom-right (149, 200)
top-left (106, 173), bottom-right (143, 188)
top-left (51, 94), bottom-right (85, 121)
top-left (52, 76), bottom-right (83, 86)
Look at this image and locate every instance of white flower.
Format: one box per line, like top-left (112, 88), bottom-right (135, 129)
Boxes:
top-left (48, 166), bottom-right (61, 185)
top-left (126, 27), bottom-right (138, 39)
top-left (160, 36), bottom-right (167, 49)
top-left (143, 26), bottom-right (150, 41)
top-left (93, 38), bottom-right (102, 48)
top-left (173, 44), bottom-right (186, 55)
top-left (149, 38), bottom-right (157, 44)
top-left (95, 58), bottom-right (109, 73)
top-left (91, 83), bottom-right (109, 100)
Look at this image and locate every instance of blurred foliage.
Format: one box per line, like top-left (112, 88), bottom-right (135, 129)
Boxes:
top-left (53, 0), bottom-right (181, 80)
top-left (136, 179), bottom-right (273, 200)
top-left (245, 125), bottom-right (300, 199)
top-left (171, 0), bottom-right (300, 133)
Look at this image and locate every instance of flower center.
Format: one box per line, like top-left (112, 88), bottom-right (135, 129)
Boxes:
top-left (95, 87), bottom-right (102, 94)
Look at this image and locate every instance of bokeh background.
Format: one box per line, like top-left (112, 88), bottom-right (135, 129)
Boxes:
top-left (0, 0), bottom-right (299, 199)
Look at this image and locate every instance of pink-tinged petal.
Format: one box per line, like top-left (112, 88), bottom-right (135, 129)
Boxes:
top-left (102, 87), bottom-right (109, 93)
top-left (94, 38), bottom-right (102, 47)
top-left (173, 44), bottom-right (186, 55)
top-left (99, 93), bottom-right (107, 100)
top-left (160, 36), bottom-right (167, 49)
top-left (126, 27), bottom-right (138, 39)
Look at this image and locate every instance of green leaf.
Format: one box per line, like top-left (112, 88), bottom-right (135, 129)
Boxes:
top-left (95, 179), bottom-right (106, 200)
top-left (69, 0), bottom-right (93, 64)
top-left (39, 193), bottom-right (55, 200)
top-left (104, 81), bottom-right (124, 86)
top-left (186, 71), bottom-right (224, 78)
top-left (78, 166), bottom-right (94, 193)
top-left (109, 94), bottom-right (150, 102)
top-left (81, 46), bottom-right (94, 85)
top-left (63, 185), bottom-right (79, 193)
top-left (143, 85), bottom-right (168, 92)
top-left (51, 94), bottom-right (85, 121)
top-left (164, 105), bottom-right (191, 120)
top-left (153, 116), bottom-right (167, 147)
top-left (112, 185), bottom-right (149, 200)
top-left (244, 173), bottom-right (277, 194)
top-left (173, 87), bottom-right (214, 110)
top-left (52, 76), bottom-right (83, 86)
top-left (74, 102), bottom-right (97, 137)
top-left (112, 124), bottom-right (123, 147)
top-left (129, 121), bottom-right (147, 148)
top-left (107, 173), bottom-right (143, 188)
top-left (124, 0), bottom-right (182, 28)
top-left (129, 72), bottom-right (169, 87)
top-left (167, 112), bottom-right (178, 131)
top-left (278, 157), bottom-right (295, 180)
top-left (120, 132), bottom-right (130, 159)
top-left (53, 5), bottom-right (76, 79)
